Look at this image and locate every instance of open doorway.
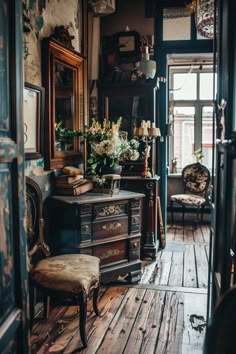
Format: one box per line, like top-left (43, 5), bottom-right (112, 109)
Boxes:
top-left (166, 53), bottom-right (214, 225)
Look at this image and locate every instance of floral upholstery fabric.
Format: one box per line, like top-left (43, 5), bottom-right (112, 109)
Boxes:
top-left (30, 254), bottom-right (100, 295)
top-left (170, 194), bottom-right (206, 206)
top-left (183, 163), bottom-right (210, 194)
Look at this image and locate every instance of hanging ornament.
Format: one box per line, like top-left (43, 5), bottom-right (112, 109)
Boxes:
top-left (89, 0), bottom-right (116, 16)
top-left (186, 0), bottom-right (214, 39)
top-left (196, 0), bottom-right (214, 38)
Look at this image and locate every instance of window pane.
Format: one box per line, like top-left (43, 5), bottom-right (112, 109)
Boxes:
top-left (173, 106), bottom-right (195, 171)
top-left (173, 73), bottom-right (197, 100)
top-left (202, 106), bottom-right (213, 171)
top-left (200, 73), bottom-right (214, 99)
top-left (163, 7), bottom-right (191, 41)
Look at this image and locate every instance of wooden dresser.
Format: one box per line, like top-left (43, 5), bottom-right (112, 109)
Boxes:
top-left (46, 191), bottom-right (144, 283)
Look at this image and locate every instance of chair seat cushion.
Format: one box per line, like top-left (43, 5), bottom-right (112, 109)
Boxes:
top-left (30, 254), bottom-right (100, 295)
top-left (170, 194), bottom-right (206, 206)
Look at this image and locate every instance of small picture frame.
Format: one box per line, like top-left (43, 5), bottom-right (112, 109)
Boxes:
top-left (23, 83), bottom-right (45, 159)
top-left (114, 31), bottom-right (141, 63)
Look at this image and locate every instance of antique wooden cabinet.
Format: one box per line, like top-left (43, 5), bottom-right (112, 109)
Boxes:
top-left (46, 191), bottom-right (144, 283)
top-left (121, 176), bottom-right (161, 260)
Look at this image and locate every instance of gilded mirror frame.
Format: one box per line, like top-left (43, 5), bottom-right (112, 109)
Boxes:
top-left (42, 36), bottom-right (85, 170)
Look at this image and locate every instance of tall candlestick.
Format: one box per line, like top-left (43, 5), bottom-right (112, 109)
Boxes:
top-left (134, 122), bottom-right (161, 178)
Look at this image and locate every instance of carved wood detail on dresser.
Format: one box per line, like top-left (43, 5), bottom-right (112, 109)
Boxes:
top-left (46, 191), bottom-right (144, 283)
top-left (120, 176), bottom-right (160, 260)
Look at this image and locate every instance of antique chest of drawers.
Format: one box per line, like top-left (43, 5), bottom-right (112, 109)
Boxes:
top-left (46, 191), bottom-right (144, 283)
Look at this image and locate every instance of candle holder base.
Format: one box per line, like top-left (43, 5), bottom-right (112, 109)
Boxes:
top-left (141, 169), bottom-right (152, 178)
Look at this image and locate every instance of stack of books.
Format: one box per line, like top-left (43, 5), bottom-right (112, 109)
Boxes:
top-left (54, 175), bottom-right (93, 196)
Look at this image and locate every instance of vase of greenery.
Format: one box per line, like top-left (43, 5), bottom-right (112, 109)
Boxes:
top-left (55, 117), bottom-right (140, 177)
top-left (83, 117), bottom-right (140, 177)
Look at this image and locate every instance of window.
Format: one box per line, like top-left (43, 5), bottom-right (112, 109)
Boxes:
top-left (163, 7), bottom-right (191, 41)
top-left (168, 63), bottom-right (214, 173)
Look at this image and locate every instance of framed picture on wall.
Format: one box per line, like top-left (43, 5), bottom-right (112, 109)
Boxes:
top-left (23, 83), bottom-right (44, 159)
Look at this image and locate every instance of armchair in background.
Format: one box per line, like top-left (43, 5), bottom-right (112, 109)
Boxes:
top-left (170, 162), bottom-right (211, 226)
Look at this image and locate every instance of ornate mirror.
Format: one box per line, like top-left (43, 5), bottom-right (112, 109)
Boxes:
top-left (42, 28), bottom-right (86, 170)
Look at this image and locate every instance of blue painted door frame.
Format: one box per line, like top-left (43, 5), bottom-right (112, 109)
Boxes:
top-left (154, 4), bottom-right (213, 230)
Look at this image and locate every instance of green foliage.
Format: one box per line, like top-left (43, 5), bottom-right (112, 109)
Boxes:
top-left (55, 119), bottom-right (140, 177)
top-left (55, 121), bottom-right (82, 139)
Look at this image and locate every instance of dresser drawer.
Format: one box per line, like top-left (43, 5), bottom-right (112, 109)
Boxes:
top-left (93, 240), bottom-right (127, 266)
top-left (93, 216), bottom-right (128, 240)
top-left (94, 202), bottom-right (127, 220)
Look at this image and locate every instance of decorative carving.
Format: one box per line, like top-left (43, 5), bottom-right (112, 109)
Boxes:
top-left (102, 222), bottom-right (121, 231)
top-left (218, 98), bottom-right (227, 143)
top-left (99, 249), bottom-right (124, 260)
top-left (26, 179), bottom-right (50, 258)
top-left (51, 25), bottom-right (75, 49)
top-left (121, 177), bottom-right (159, 260)
top-left (96, 205), bottom-right (123, 217)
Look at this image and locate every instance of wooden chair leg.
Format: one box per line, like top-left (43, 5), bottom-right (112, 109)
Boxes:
top-left (79, 291), bottom-right (88, 348)
top-left (170, 200), bottom-right (174, 225)
top-left (29, 285), bottom-right (35, 329)
top-left (93, 285), bottom-right (100, 316)
top-left (43, 296), bottom-right (50, 319)
top-left (196, 206), bottom-right (200, 225)
top-left (182, 205), bottom-right (185, 226)
top-left (201, 205), bottom-right (205, 223)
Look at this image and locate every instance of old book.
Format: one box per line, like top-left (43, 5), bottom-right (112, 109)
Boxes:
top-left (55, 178), bottom-right (87, 188)
top-left (54, 181), bottom-right (93, 196)
top-left (62, 166), bottom-right (83, 176)
top-left (56, 174), bottom-right (83, 184)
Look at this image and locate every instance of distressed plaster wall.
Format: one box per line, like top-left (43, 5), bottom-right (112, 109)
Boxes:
top-left (23, 0), bottom-right (83, 196)
top-left (24, 0), bottom-right (82, 85)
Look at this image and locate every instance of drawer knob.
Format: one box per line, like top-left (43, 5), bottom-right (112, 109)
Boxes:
top-left (82, 225), bottom-right (89, 232)
top-left (133, 217), bottom-right (138, 224)
top-left (133, 242), bottom-right (138, 248)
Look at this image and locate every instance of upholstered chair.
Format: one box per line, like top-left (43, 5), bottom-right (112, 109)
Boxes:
top-left (26, 177), bottom-right (100, 348)
top-left (170, 162), bottom-right (211, 226)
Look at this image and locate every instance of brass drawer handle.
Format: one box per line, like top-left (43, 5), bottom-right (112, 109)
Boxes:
top-left (133, 217), bottom-right (139, 224)
top-left (102, 222), bottom-right (121, 231)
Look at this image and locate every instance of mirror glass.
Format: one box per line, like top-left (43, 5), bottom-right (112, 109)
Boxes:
top-left (55, 61), bottom-right (75, 152)
top-left (42, 37), bottom-right (85, 170)
top-left (107, 95), bottom-right (148, 139)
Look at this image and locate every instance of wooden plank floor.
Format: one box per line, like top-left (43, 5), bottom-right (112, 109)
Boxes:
top-left (141, 224), bottom-right (210, 289)
top-left (30, 224), bottom-right (210, 354)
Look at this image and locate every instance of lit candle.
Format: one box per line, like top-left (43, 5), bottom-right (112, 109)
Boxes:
top-left (152, 122), bottom-right (156, 128)
top-left (147, 120), bottom-right (151, 128)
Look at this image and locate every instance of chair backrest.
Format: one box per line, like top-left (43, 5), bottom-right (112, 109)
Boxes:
top-left (182, 162), bottom-right (211, 195)
top-left (26, 177), bottom-right (50, 266)
top-left (204, 285), bottom-right (236, 354)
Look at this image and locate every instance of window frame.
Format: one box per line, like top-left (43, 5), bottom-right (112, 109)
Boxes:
top-left (168, 63), bottom-right (214, 173)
